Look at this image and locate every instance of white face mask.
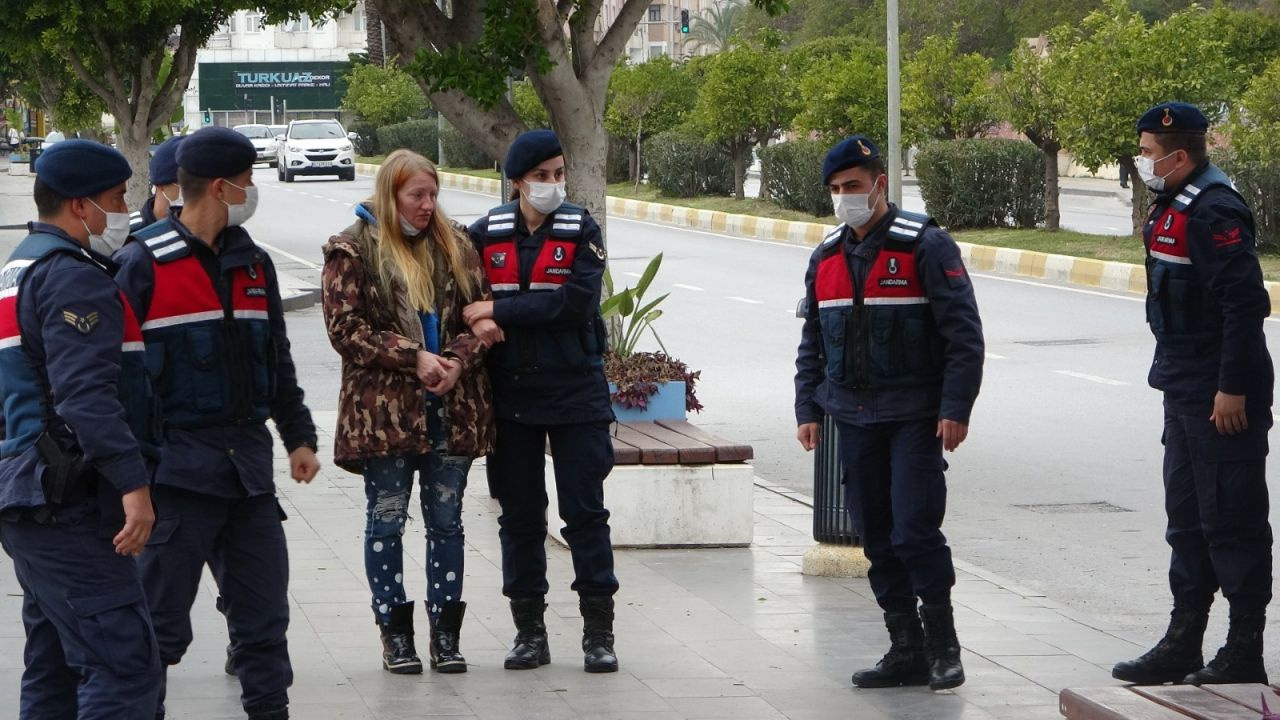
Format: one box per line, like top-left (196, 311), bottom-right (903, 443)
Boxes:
top-left (523, 181), bottom-right (566, 215)
top-left (83, 198), bottom-right (132, 255)
top-left (399, 214), bottom-right (425, 237)
top-left (831, 182), bottom-right (881, 229)
top-left (222, 180), bottom-right (258, 227)
top-left (161, 185), bottom-right (183, 209)
top-left (1134, 152), bottom-right (1178, 192)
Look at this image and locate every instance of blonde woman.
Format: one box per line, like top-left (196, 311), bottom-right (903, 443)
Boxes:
top-left (322, 149), bottom-right (495, 674)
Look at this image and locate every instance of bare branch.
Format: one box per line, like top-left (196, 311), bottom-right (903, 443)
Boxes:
top-left (85, 29), bottom-right (131, 117)
top-left (569, 0), bottom-right (604, 73)
top-left (150, 26), bottom-right (201, 127)
top-left (66, 50), bottom-right (126, 119)
top-left (589, 0), bottom-right (649, 79)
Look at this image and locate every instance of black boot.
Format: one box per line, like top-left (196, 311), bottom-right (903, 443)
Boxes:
top-left (378, 602), bottom-right (423, 674)
top-left (580, 595), bottom-right (619, 673)
top-left (1184, 614), bottom-right (1268, 685)
top-left (224, 642), bottom-right (235, 676)
top-left (429, 601), bottom-right (468, 673)
top-left (851, 611), bottom-right (929, 688)
top-left (505, 597), bottom-right (551, 670)
top-left (920, 604), bottom-right (965, 690)
top-left (1112, 607), bottom-right (1207, 684)
top-left (246, 709), bottom-right (288, 720)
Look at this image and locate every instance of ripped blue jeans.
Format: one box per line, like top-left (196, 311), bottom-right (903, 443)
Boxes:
top-left (363, 451), bottom-right (472, 625)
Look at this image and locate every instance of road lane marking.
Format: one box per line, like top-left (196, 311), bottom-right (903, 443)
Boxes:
top-left (985, 352), bottom-right (1007, 360)
top-left (255, 240), bottom-right (322, 271)
top-left (673, 283), bottom-right (703, 291)
top-left (1054, 370), bottom-right (1128, 386)
top-left (726, 296), bottom-right (763, 304)
top-left (624, 272), bottom-right (642, 278)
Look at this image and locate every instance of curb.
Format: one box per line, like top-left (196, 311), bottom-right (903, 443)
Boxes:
top-left (359, 165), bottom-right (1280, 315)
top-left (901, 176), bottom-right (1128, 201)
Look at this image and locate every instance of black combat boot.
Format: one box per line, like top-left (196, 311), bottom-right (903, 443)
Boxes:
top-left (224, 643), bottom-right (236, 676)
top-left (505, 597), bottom-right (551, 670)
top-left (1183, 614), bottom-right (1268, 685)
top-left (920, 604), bottom-right (965, 690)
top-left (378, 602), bottom-right (423, 674)
top-left (580, 595), bottom-right (619, 673)
top-left (1112, 607), bottom-right (1208, 684)
top-left (429, 601), bottom-right (468, 673)
top-left (246, 708), bottom-right (288, 720)
top-left (851, 611), bottom-right (929, 688)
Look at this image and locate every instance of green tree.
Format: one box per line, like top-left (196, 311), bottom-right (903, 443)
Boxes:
top-left (687, 1), bottom-right (746, 53)
top-left (372, 0), bottom-right (788, 229)
top-left (511, 79), bottom-right (549, 128)
top-left (997, 46), bottom-right (1066, 230)
top-left (793, 44), bottom-right (887, 145)
top-left (687, 31), bottom-right (798, 199)
top-left (342, 62), bottom-right (429, 127)
top-left (0, 1), bottom-right (344, 205)
top-left (1225, 55), bottom-right (1280, 162)
top-left (902, 34), bottom-right (998, 145)
top-left (1051, 1), bottom-right (1241, 231)
top-left (604, 56), bottom-right (694, 185)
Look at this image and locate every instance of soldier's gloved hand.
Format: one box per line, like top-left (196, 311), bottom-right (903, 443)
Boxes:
top-left (937, 419), bottom-right (969, 452)
top-left (115, 485), bottom-right (155, 556)
top-left (796, 422), bottom-right (820, 451)
top-left (290, 446), bottom-right (321, 484)
top-left (1210, 391), bottom-right (1248, 435)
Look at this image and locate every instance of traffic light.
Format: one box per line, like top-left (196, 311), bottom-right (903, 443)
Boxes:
top-left (203, 110), bottom-right (212, 125)
top-left (680, 9), bottom-right (690, 33)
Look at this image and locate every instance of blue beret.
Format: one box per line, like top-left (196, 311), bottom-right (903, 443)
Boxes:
top-left (504, 129), bottom-right (562, 179)
top-left (149, 135), bottom-right (186, 186)
top-left (823, 135), bottom-right (881, 185)
top-left (33, 140), bottom-right (131, 198)
top-left (1137, 102), bottom-right (1209, 135)
top-left (176, 126), bottom-right (256, 178)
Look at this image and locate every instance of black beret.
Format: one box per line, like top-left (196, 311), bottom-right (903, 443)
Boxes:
top-left (504, 129), bottom-right (562, 179)
top-left (823, 135), bottom-right (881, 185)
top-left (33, 140), bottom-right (132, 199)
top-left (1137, 102), bottom-right (1209, 135)
top-left (176, 126), bottom-right (257, 178)
top-left (149, 135), bottom-right (186, 185)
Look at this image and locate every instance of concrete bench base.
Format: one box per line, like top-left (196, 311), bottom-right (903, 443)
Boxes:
top-left (546, 459), bottom-right (755, 548)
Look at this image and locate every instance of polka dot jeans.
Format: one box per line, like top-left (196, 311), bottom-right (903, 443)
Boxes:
top-left (363, 452), bottom-right (472, 625)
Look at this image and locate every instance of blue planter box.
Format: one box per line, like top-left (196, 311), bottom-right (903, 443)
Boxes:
top-left (609, 380), bottom-right (687, 422)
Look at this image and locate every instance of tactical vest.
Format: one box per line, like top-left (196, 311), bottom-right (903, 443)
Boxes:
top-left (814, 210), bottom-right (944, 390)
top-left (1142, 166), bottom-right (1239, 353)
top-left (132, 220), bottom-right (276, 428)
top-left (479, 201), bottom-right (605, 373)
top-left (0, 233), bottom-right (149, 460)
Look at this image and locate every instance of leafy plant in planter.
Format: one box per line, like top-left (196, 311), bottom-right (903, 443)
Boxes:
top-left (600, 253), bottom-right (703, 413)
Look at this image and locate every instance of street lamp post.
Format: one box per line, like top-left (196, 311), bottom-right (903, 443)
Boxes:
top-left (887, 0), bottom-right (902, 207)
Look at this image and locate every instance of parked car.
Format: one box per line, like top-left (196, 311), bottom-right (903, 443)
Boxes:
top-left (275, 119), bottom-right (356, 182)
top-left (233, 123), bottom-right (277, 167)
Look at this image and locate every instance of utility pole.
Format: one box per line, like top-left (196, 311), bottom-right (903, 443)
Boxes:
top-left (887, 0), bottom-right (902, 207)
top-left (499, 75), bottom-right (514, 202)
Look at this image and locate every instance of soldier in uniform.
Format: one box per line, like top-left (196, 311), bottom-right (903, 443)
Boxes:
top-left (1112, 102), bottom-right (1274, 686)
top-left (114, 126), bottom-right (320, 720)
top-left (129, 135), bottom-right (186, 234)
top-left (464, 129), bottom-right (619, 674)
top-left (794, 136), bottom-right (984, 691)
top-left (0, 140), bottom-right (160, 718)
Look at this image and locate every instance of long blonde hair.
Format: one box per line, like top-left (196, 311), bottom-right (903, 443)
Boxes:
top-left (369, 149), bottom-right (476, 313)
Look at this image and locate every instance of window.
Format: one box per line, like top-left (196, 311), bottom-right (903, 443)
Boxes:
top-left (354, 5), bottom-right (366, 32)
top-left (285, 13), bottom-right (311, 33)
top-left (228, 13), bottom-right (238, 33)
top-left (648, 43), bottom-right (666, 60)
top-left (648, 4), bottom-right (661, 21)
top-left (288, 121), bottom-right (345, 140)
top-left (245, 11), bottom-right (262, 33)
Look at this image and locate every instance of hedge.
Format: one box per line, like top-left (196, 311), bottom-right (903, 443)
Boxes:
top-left (607, 135), bottom-right (632, 184)
top-left (1213, 149), bottom-right (1280, 252)
top-left (645, 128), bottom-right (734, 198)
top-left (440, 122), bottom-right (492, 169)
top-left (760, 139), bottom-right (831, 217)
top-left (348, 119), bottom-right (379, 156)
top-left (376, 119), bottom-right (438, 163)
top-left (915, 138), bottom-right (1045, 229)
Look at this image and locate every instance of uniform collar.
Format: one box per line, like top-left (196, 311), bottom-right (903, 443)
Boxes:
top-left (168, 209), bottom-right (254, 260)
top-left (25, 221), bottom-right (114, 270)
top-left (847, 204), bottom-right (899, 259)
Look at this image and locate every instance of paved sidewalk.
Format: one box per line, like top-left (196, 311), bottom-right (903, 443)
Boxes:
top-left (1, 410), bottom-right (1145, 719)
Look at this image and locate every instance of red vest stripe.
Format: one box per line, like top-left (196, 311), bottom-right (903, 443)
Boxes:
top-left (143, 254), bottom-right (269, 329)
top-left (1148, 208), bottom-right (1192, 265)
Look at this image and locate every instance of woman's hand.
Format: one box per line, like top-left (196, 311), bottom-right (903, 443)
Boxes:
top-left (426, 357), bottom-right (463, 395)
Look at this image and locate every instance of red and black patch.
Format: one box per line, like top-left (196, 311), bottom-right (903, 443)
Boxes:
top-left (1213, 226), bottom-right (1243, 249)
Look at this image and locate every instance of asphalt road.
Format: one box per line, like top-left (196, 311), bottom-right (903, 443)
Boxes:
top-left (246, 168), bottom-right (1280, 661)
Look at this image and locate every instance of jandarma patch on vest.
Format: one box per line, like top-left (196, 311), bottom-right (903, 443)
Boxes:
top-left (245, 287), bottom-right (268, 297)
top-left (590, 242), bottom-right (606, 260)
top-left (491, 252), bottom-right (506, 268)
top-left (62, 310), bottom-right (99, 334)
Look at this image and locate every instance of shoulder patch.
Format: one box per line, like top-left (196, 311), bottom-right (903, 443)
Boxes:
top-left (63, 310), bottom-right (100, 335)
top-left (590, 242), bottom-right (606, 261)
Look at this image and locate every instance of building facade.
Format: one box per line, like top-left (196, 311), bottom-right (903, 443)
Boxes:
top-left (595, 1), bottom-right (714, 64)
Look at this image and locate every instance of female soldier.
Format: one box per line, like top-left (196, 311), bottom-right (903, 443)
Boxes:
top-left (464, 130), bottom-right (619, 673)
top-left (322, 149), bottom-right (495, 674)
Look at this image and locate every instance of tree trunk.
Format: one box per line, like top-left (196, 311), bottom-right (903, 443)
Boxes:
top-left (117, 125), bottom-right (154, 208)
top-left (757, 142), bottom-right (770, 201)
top-left (629, 139), bottom-right (640, 186)
top-left (557, 107), bottom-right (610, 239)
top-left (1119, 155), bottom-right (1146, 235)
top-left (1042, 143), bottom-right (1060, 232)
top-left (732, 141), bottom-right (747, 201)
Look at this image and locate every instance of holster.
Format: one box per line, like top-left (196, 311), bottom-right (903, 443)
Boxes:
top-left (34, 429), bottom-right (92, 507)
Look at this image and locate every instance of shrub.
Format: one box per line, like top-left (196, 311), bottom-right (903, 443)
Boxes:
top-left (440, 122), bottom-right (492, 169)
top-left (376, 119), bottom-right (438, 162)
top-left (914, 138), bottom-right (1045, 229)
top-left (607, 135), bottom-right (632, 184)
top-left (645, 128), bottom-right (734, 197)
top-left (1214, 148), bottom-right (1280, 252)
top-left (347, 119), bottom-right (380, 157)
top-left (759, 139), bottom-right (831, 217)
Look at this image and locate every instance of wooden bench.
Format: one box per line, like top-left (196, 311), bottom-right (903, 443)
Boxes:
top-left (545, 420), bottom-right (757, 548)
top-left (1061, 684), bottom-right (1280, 720)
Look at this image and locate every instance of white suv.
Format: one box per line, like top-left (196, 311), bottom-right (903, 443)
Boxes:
top-left (275, 119), bottom-right (356, 182)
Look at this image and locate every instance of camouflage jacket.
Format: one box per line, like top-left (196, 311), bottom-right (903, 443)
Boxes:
top-left (322, 217), bottom-right (495, 472)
